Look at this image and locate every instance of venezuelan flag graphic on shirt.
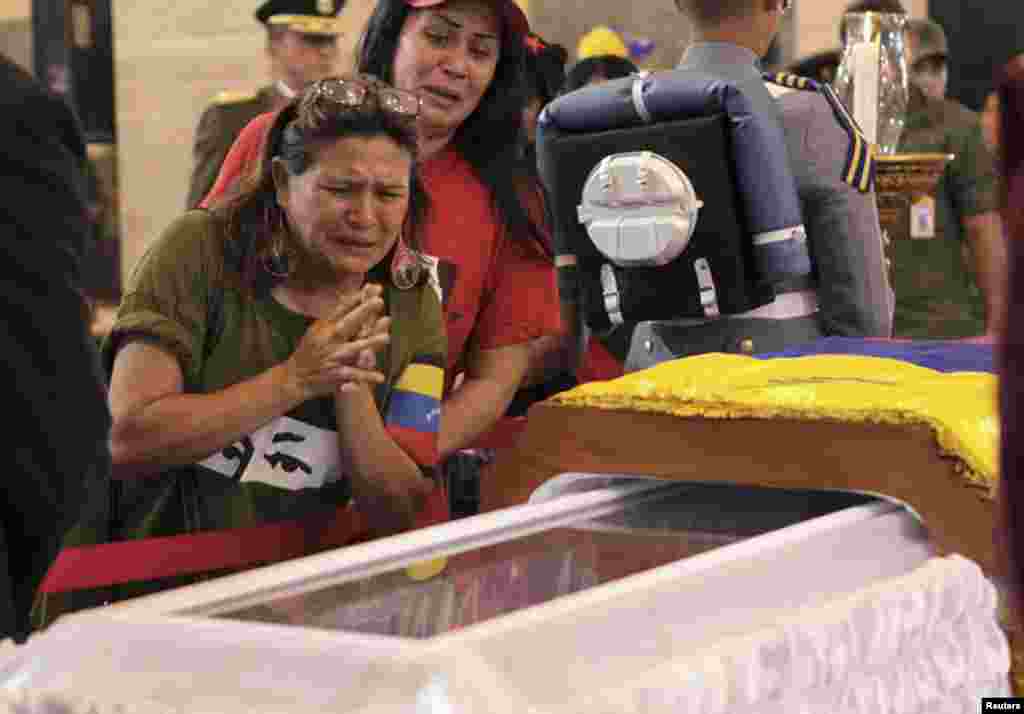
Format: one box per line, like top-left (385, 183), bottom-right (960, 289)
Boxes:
top-left (386, 354), bottom-right (444, 467)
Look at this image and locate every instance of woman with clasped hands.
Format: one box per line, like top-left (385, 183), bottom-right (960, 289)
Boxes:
top-left (105, 75), bottom-right (445, 550)
top-left (205, 0), bottom-right (569, 460)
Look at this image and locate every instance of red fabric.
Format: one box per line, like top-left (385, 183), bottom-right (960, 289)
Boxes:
top-left (418, 147), bottom-right (561, 381)
top-left (472, 415), bottom-right (527, 449)
top-left (200, 111), bottom-right (276, 209)
top-left (40, 485), bottom-right (450, 594)
top-left (577, 339), bottom-right (625, 383)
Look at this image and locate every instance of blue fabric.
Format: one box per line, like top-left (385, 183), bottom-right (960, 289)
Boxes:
top-left (755, 337), bottom-right (994, 374)
top-left (539, 69), bottom-right (810, 283)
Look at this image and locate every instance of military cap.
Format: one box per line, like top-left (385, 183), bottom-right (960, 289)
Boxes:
top-left (254, 0), bottom-right (345, 35)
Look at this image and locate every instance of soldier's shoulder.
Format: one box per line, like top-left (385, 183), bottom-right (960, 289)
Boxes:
top-left (765, 73), bottom-right (842, 118)
top-left (765, 71), bottom-right (875, 192)
top-left (213, 88), bottom-right (259, 105)
top-left (198, 87), bottom-right (275, 131)
top-left (202, 86), bottom-right (280, 115)
top-left (763, 73), bottom-right (832, 116)
top-left (786, 50), bottom-right (841, 84)
top-left (763, 71), bottom-right (818, 94)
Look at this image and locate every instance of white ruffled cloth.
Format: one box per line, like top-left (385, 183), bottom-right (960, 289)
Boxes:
top-left (571, 555), bottom-right (1009, 714)
top-left (0, 556), bottom-right (1008, 713)
top-left (0, 693), bottom-right (174, 714)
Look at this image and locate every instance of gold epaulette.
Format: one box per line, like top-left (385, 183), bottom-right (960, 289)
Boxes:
top-left (763, 71), bottom-right (876, 193)
top-left (212, 89), bottom-right (258, 105)
top-left (765, 71), bottom-right (815, 91)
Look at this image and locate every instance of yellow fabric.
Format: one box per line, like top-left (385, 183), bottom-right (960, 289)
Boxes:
top-left (552, 354), bottom-right (999, 493)
top-left (394, 363), bottom-right (444, 400)
top-left (576, 25), bottom-right (629, 60)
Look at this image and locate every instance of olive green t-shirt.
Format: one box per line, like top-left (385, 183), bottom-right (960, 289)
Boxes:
top-left (893, 88), bottom-right (998, 339)
top-left (102, 209), bottom-right (446, 539)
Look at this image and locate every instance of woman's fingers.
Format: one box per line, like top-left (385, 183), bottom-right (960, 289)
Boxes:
top-left (333, 282), bottom-right (381, 311)
top-left (356, 348), bottom-right (377, 371)
top-left (325, 333), bottom-right (389, 367)
top-left (331, 297), bottom-right (386, 341)
top-left (289, 284), bottom-right (394, 398)
top-left (322, 283), bottom-right (384, 336)
top-left (333, 364), bottom-right (387, 391)
top-left (370, 315), bottom-right (391, 336)
top-left (326, 285), bottom-right (371, 322)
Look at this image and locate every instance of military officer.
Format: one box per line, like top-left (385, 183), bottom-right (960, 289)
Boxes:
top-left (625, 0), bottom-right (893, 371)
top-left (185, 0), bottom-right (345, 208)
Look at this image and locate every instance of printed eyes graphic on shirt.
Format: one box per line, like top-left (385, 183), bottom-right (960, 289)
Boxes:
top-left (201, 417), bottom-right (343, 490)
top-left (264, 432), bottom-right (314, 475)
top-left (220, 436), bottom-right (255, 481)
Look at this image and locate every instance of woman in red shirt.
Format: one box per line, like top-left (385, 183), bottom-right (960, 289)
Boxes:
top-left (206, 0), bottom-right (579, 462)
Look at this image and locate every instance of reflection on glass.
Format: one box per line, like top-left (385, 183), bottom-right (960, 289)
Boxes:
top-left (216, 484), bottom-right (874, 638)
top-left (834, 12), bottom-right (909, 156)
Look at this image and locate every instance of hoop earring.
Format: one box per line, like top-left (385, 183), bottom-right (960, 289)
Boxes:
top-left (390, 232), bottom-right (420, 290)
top-left (263, 207), bottom-right (292, 280)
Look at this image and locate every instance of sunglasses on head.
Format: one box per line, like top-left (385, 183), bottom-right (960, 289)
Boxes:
top-left (312, 77), bottom-right (422, 118)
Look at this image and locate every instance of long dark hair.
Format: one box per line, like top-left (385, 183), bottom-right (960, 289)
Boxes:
top-left (524, 33), bottom-right (568, 106)
top-left (999, 55), bottom-right (1024, 609)
top-left (217, 74), bottom-right (429, 293)
top-left (356, 0), bottom-right (550, 256)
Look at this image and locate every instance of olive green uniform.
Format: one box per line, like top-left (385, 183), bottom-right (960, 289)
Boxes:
top-left (893, 87), bottom-right (999, 339)
top-left (186, 86), bottom-right (284, 209)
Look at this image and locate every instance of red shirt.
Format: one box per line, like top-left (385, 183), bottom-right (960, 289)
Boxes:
top-left (200, 111), bottom-right (275, 209)
top-left (417, 146), bottom-right (560, 382)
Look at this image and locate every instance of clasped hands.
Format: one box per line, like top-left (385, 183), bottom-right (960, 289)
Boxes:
top-left (285, 283), bottom-right (391, 400)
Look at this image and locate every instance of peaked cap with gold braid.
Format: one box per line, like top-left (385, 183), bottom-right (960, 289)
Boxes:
top-left (255, 0), bottom-right (345, 35)
top-left (763, 71), bottom-right (876, 194)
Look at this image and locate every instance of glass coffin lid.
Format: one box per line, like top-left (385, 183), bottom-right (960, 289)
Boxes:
top-left (215, 477), bottom-right (878, 637)
top-left (106, 474), bottom-right (922, 637)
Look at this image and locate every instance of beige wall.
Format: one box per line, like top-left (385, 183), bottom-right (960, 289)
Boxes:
top-left (532, 0), bottom-right (690, 72)
top-left (0, 0), bottom-right (29, 22)
top-left (114, 0), bottom-right (375, 284)
top-left (0, 0), bottom-right (30, 71)
top-left (0, 18), bottom-right (31, 71)
top-left (113, 0), bottom-right (928, 284)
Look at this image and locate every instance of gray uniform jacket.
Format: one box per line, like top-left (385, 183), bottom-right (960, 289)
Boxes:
top-left (627, 42), bottom-right (892, 371)
top-left (185, 85), bottom-right (283, 209)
